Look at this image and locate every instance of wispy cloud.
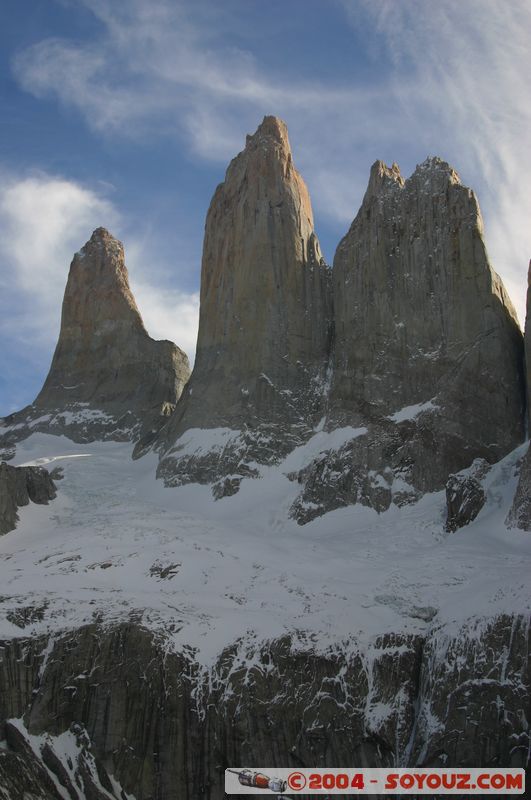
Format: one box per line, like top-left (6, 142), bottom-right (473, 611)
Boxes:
top-left (11, 1), bottom-right (393, 170)
top-left (10, 0), bottom-right (531, 326)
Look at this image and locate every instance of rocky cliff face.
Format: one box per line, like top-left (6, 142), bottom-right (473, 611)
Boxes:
top-left (331, 158), bottom-right (523, 428)
top-left (0, 615), bottom-right (528, 799)
top-left (156, 117), bottom-right (332, 490)
top-left (290, 158), bottom-right (525, 521)
top-left (0, 462), bottom-right (56, 535)
top-left (507, 260), bottom-right (531, 531)
top-left (154, 125), bottom-right (525, 516)
top-left (0, 228), bottom-right (190, 452)
top-left (526, 260), bottom-right (531, 425)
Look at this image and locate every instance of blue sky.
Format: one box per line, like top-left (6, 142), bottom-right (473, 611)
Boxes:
top-left (1, 0), bottom-right (530, 415)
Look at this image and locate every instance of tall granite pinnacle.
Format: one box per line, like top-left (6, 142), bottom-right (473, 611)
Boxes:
top-left (291, 156), bottom-right (526, 521)
top-left (156, 116), bottom-right (332, 485)
top-left (331, 156), bottom-right (524, 434)
top-left (1, 228), bottom-right (190, 449)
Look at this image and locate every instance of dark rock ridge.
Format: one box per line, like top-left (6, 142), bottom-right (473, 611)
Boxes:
top-left (507, 259), bottom-right (531, 530)
top-left (0, 461), bottom-right (56, 535)
top-left (526, 259), bottom-right (531, 428)
top-left (154, 116), bottom-right (333, 490)
top-left (0, 228), bottom-right (191, 452)
top-left (295, 157), bottom-right (525, 521)
top-left (507, 446), bottom-right (531, 531)
top-left (444, 461), bottom-right (488, 533)
top-left (0, 616), bottom-right (528, 799)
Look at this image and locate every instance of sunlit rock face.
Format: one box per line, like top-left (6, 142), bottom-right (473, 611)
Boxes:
top-left (0, 227), bottom-right (190, 450)
top-left (157, 116), bottom-right (333, 489)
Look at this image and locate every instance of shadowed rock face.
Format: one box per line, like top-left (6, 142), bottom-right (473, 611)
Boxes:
top-left (290, 158), bottom-right (526, 520)
top-left (507, 446), bottom-right (531, 531)
top-left (507, 260), bottom-right (531, 531)
top-left (526, 260), bottom-right (531, 426)
top-left (0, 616), bottom-right (528, 799)
top-left (0, 462), bottom-right (56, 535)
top-left (0, 228), bottom-right (191, 449)
top-left (331, 157), bottom-right (524, 442)
top-left (445, 467), bottom-right (487, 533)
top-left (156, 116), bottom-right (332, 486)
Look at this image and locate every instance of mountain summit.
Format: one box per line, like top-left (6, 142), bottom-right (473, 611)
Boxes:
top-left (1, 228), bottom-right (190, 451)
top-left (292, 156), bottom-right (525, 520)
top-left (155, 116), bottom-right (333, 490)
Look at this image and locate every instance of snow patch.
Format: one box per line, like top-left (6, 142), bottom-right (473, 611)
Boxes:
top-left (282, 426), bottom-right (368, 472)
top-left (169, 427), bottom-right (242, 458)
top-left (387, 399), bottom-right (439, 423)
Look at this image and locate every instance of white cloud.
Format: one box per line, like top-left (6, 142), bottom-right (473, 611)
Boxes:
top-left (125, 236), bottom-right (199, 361)
top-left (11, 1), bottom-right (385, 163)
top-left (131, 281), bottom-right (199, 362)
top-left (0, 173), bottom-right (118, 348)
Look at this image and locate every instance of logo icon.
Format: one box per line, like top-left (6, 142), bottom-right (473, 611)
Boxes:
top-left (227, 769), bottom-right (288, 794)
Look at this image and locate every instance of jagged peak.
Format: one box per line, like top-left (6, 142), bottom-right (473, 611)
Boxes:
top-left (362, 156), bottom-right (465, 208)
top-left (370, 159), bottom-right (403, 182)
top-left (364, 160), bottom-right (404, 201)
top-left (244, 115), bottom-right (291, 160)
top-left (75, 227), bottom-right (124, 263)
top-left (91, 226), bottom-right (112, 240)
top-left (412, 156), bottom-right (461, 185)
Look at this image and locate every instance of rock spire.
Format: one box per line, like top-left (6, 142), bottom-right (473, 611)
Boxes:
top-left (291, 157), bottom-right (526, 520)
top-left (1, 228), bottom-right (190, 449)
top-left (156, 116), bottom-right (332, 488)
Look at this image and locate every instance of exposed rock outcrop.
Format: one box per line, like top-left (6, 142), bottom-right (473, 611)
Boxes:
top-left (445, 470), bottom-right (487, 533)
top-left (291, 158), bottom-right (525, 521)
top-left (0, 228), bottom-right (190, 451)
top-left (0, 461), bottom-right (56, 535)
top-left (506, 445), bottom-right (531, 531)
top-left (0, 616), bottom-right (528, 799)
top-left (155, 116), bottom-right (332, 489)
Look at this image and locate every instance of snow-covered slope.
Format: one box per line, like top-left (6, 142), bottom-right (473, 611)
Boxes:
top-left (1, 433), bottom-right (529, 663)
top-left (1, 433), bottom-right (530, 798)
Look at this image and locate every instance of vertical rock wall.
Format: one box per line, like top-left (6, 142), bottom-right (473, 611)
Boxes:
top-left (331, 157), bottom-right (524, 455)
top-left (157, 117), bottom-right (332, 485)
top-left (0, 617), bottom-right (528, 799)
top-left (507, 260), bottom-right (531, 530)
